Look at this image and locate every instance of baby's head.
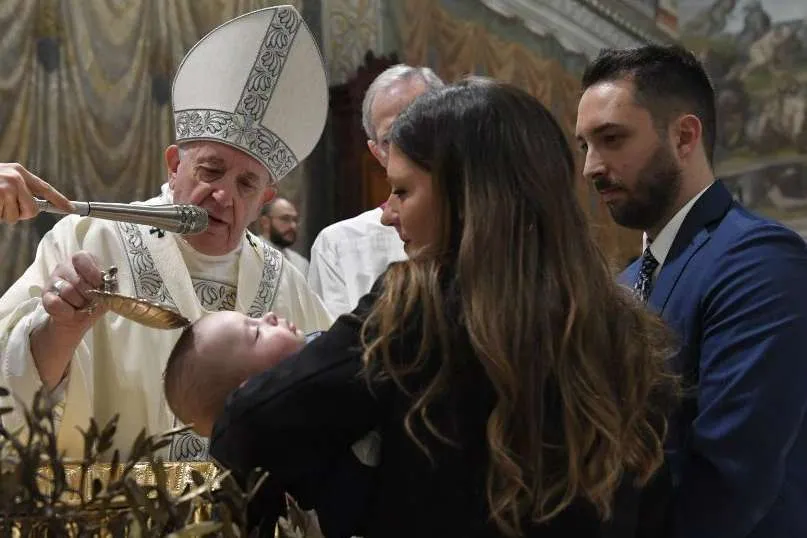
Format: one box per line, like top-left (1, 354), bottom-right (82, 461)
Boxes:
top-left (164, 311), bottom-right (305, 437)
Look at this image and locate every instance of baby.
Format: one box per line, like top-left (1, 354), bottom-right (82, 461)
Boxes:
top-left (163, 310), bottom-right (377, 537)
top-left (164, 311), bottom-right (313, 437)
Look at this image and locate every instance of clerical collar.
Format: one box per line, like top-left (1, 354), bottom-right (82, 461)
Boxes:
top-left (175, 234), bottom-right (242, 262)
top-left (175, 236), bottom-right (241, 287)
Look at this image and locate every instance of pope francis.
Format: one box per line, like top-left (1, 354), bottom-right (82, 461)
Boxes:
top-left (0, 6), bottom-right (332, 461)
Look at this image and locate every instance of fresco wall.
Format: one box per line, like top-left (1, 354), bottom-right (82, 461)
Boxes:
top-left (679, 0), bottom-right (807, 235)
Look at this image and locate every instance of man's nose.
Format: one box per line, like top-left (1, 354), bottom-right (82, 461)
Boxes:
top-left (581, 148), bottom-right (607, 182)
top-left (210, 181), bottom-right (235, 207)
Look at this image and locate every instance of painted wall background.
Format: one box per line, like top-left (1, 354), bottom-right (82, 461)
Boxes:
top-left (679, 0), bottom-right (807, 235)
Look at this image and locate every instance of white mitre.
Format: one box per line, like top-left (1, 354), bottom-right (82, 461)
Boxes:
top-left (172, 5), bottom-right (327, 182)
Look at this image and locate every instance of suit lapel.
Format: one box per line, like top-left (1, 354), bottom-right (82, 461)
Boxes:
top-left (648, 181), bottom-right (733, 313)
top-left (649, 230), bottom-right (709, 313)
top-left (619, 259), bottom-right (640, 288)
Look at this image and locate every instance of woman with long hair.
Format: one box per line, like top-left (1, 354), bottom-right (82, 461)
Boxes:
top-left (210, 78), bottom-right (676, 537)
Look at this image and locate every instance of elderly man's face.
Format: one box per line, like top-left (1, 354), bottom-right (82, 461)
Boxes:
top-left (166, 141), bottom-right (275, 255)
top-left (368, 79), bottom-right (428, 239)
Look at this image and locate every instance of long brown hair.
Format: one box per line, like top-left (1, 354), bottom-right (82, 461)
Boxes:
top-left (361, 78), bottom-right (676, 535)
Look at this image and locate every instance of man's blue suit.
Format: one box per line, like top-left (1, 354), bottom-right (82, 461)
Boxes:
top-left (619, 180), bottom-right (807, 538)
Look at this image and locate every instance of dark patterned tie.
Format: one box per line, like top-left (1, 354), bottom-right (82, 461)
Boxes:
top-left (634, 247), bottom-right (659, 303)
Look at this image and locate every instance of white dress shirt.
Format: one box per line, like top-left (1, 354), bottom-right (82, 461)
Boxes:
top-left (307, 208), bottom-right (407, 317)
top-left (644, 183), bottom-right (713, 278)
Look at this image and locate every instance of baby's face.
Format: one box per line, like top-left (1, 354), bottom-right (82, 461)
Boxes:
top-left (195, 310), bottom-right (306, 372)
top-left (173, 311), bottom-right (306, 437)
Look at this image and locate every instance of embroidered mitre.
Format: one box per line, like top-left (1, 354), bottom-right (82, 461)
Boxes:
top-left (171, 5), bottom-right (328, 182)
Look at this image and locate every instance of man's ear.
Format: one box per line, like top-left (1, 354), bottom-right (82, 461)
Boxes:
top-left (367, 139), bottom-right (384, 167)
top-left (165, 145), bottom-right (181, 188)
top-left (262, 186), bottom-right (277, 205)
top-left (674, 114), bottom-right (703, 161)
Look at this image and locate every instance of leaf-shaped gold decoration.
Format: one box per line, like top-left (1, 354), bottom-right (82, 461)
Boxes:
top-left (87, 290), bottom-right (190, 330)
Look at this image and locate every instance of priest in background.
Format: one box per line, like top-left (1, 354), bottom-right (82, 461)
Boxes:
top-left (307, 64), bottom-right (443, 317)
top-left (257, 197), bottom-right (310, 276)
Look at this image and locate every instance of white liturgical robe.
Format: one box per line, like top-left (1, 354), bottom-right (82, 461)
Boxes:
top-left (307, 208), bottom-right (406, 317)
top-left (0, 186), bottom-right (333, 460)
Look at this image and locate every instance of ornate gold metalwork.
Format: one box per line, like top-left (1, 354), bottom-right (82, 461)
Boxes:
top-left (37, 461), bottom-right (220, 502)
top-left (79, 266), bottom-right (190, 330)
top-left (87, 289), bottom-right (191, 330)
top-left (0, 387), bottom-right (262, 537)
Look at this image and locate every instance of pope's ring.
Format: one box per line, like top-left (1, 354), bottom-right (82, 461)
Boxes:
top-left (50, 279), bottom-right (68, 297)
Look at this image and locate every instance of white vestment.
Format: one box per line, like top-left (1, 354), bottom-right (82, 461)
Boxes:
top-left (276, 244), bottom-right (310, 277)
top-left (0, 188), bottom-right (333, 460)
top-left (307, 208), bottom-right (406, 317)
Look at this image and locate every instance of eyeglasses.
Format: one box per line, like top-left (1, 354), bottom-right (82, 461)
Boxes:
top-left (271, 215), bottom-right (299, 224)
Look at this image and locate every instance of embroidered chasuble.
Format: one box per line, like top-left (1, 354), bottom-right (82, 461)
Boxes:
top-left (168, 237), bottom-right (239, 460)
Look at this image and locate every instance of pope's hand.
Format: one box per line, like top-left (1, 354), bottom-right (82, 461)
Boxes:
top-left (41, 251), bottom-right (108, 329)
top-left (0, 162), bottom-right (72, 223)
top-left (30, 251), bottom-right (109, 389)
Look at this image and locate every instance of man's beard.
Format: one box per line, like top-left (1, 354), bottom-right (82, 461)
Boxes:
top-left (269, 227), bottom-right (295, 248)
top-left (600, 143), bottom-right (682, 231)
